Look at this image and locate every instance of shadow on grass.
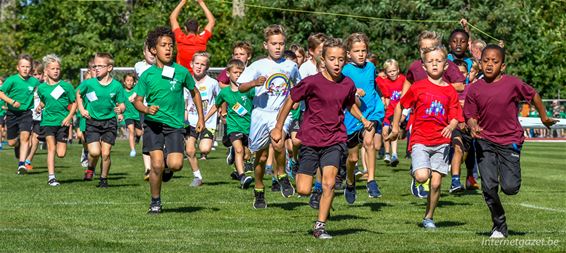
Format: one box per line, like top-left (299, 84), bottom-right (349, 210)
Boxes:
top-left (330, 214), bottom-right (369, 221)
top-left (109, 183), bottom-right (140, 187)
top-left (270, 201), bottom-right (308, 211)
top-left (109, 172), bottom-right (129, 176)
top-left (449, 190), bottom-right (482, 196)
top-left (28, 170), bottom-right (48, 175)
top-left (437, 200), bottom-right (472, 207)
top-left (163, 206), bottom-right (220, 213)
top-left (58, 178), bottom-right (88, 184)
top-left (361, 202), bottom-right (390, 212)
top-left (476, 230), bottom-right (527, 237)
top-left (307, 228), bottom-right (381, 237)
top-left (205, 181), bottom-right (231, 186)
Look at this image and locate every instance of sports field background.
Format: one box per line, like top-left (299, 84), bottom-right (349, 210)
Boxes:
top-left (0, 140), bottom-right (564, 252)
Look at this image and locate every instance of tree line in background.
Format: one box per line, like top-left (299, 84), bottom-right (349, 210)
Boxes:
top-left (0, 0), bottom-right (563, 98)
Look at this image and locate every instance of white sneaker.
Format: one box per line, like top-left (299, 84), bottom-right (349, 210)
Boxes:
top-left (129, 150), bottom-right (136, 157)
top-left (48, 178), bottom-right (60, 186)
top-left (490, 230), bottom-right (506, 239)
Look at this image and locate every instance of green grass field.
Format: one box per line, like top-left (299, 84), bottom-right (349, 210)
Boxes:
top-left (0, 140), bottom-right (564, 252)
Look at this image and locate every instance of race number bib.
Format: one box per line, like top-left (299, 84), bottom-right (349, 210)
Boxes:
top-left (162, 65), bottom-right (175, 79)
top-left (50, 85), bottom-right (65, 100)
top-left (232, 102), bottom-right (248, 117)
top-left (86, 91), bottom-right (98, 102)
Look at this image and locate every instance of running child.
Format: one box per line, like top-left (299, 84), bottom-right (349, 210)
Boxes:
top-left (376, 59), bottom-right (406, 167)
top-left (25, 61), bottom-right (45, 171)
top-left (0, 76), bottom-right (5, 151)
top-left (0, 54), bottom-right (41, 174)
top-left (464, 45), bottom-right (557, 238)
top-left (76, 52), bottom-right (126, 187)
top-left (170, 0), bottom-right (216, 73)
top-left (271, 38), bottom-right (372, 239)
top-left (447, 28), bottom-right (473, 73)
top-left (342, 32), bottom-right (385, 200)
top-left (133, 27), bottom-right (204, 214)
top-left (203, 59), bottom-right (254, 189)
top-left (36, 54), bottom-right (77, 186)
top-left (389, 45), bottom-right (463, 229)
top-left (122, 73), bottom-right (142, 158)
top-left (184, 51), bottom-right (219, 186)
top-left (237, 24), bottom-right (301, 208)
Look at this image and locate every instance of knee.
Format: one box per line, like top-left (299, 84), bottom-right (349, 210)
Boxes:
top-left (101, 150), bottom-right (111, 160)
top-left (186, 147), bottom-right (196, 156)
top-left (348, 154), bottom-right (359, 164)
top-left (256, 153), bottom-right (268, 165)
top-left (501, 184), bottom-right (520, 195)
top-left (414, 169), bottom-right (430, 183)
top-left (57, 151), bottom-right (66, 158)
top-left (297, 185), bottom-right (311, 196)
top-left (89, 149), bottom-right (101, 158)
top-left (7, 139), bottom-right (17, 147)
top-left (234, 146), bottom-right (244, 156)
top-left (167, 160), bottom-right (183, 172)
top-left (430, 179), bottom-right (441, 191)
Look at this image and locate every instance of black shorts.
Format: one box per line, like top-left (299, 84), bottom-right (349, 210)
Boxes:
top-left (125, 119), bottom-right (142, 130)
top-left (184, 125), bottom-right (214, 140)
top-left (347, 129), bottom-right (364, 149)
top-left (452, 128), bottom-right (473, 152)
top-left (85, 118), bottom-right (118, 145)
top-left (0, 115), bottom-right (5, 125)
top-left (143, 120), bottom-right (185, 155)
top-left (42, 126), bottom-right (70, 142)
top-left (32, 120), bottom-right (42, 135)
top-left (373, 120), bottom-right (382, 135)
top-left (228, 132), bottom-right (249, 147)
top-left (298, 143), bottom-right (347, 176)
top-left (5, 110), bottom-right (33, 140)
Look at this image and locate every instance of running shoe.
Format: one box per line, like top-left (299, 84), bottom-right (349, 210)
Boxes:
top-left (279, 176), bottom-right (295, 198)
top-left (190, 178), bottom-right (203, 187)
top-left (240, 176), bottom-right (253, 189)
top-left (466, 176), bottom-right (480, 190)
top-left (48, 178), bottom-right (60, 187)
top-left (367, 180), bottom-right (382, 198)
top-left (162, 169), bottom-right (174, 182)
top-left (309, 189), bottom-right (322, 209)
top-left (253, 190), bottom-right (267, 209)
top-left (129, 149), bottom-right (136, 157)
top-left (83, 169), bottom-right (94, 181)
top-left (344, 183), bottom-right (356, 205)
top-left (422, 218), bottom-right (436, 229)
top-left (390, 154), bottom-right (399, 167)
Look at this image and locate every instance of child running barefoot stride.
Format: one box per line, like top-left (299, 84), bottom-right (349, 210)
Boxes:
top-left (271, 38), bottom-right (372, 239)
top-left (464, 45), bottom-right (557, 238)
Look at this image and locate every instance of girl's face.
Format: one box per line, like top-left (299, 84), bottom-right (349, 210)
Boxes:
top-left (322, 47), bottom-right (346, 79)
top-left (385, 65), bottom-right (400, 81)
top-left (124, 76), bottom-right (134, 89)
top-left (294, 51), bottom-right (305, 67)
top-left (348, 42), bottom-right (368, 66)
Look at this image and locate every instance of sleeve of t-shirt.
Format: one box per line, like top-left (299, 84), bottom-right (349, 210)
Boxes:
top-left (201, 29), bottom-right (212, 42)
top-left (183, 72), bottom-right (196, 90)
top-left (463, 86), bottom-right (478, 120)
top-left (445, 61), bottom-right (466, 83)
top-left (406, 66), bottom-right (415, 84)
top-left (212, 79), bottom-right (220, 96)
top-left (292, 65), bottom-right (302, 85)
top-left (399, 86), bottom-right (417, 109)
top-left (376, 78), bottom-right (389, 98)
top-left (514, 79), bottom-right (536, 102)
top-left (290, 79), bottom-right (310, 102)
top-left (115, 85), bottom-right (126, 104)
top-left (66, 83), bottom-right (76, 103)
top-left (237, 62), bottom-right (259, 83)
top-left (214, 89), bottom-right (225, 107)
top-left (136, 75), bottom-right (147, 97)
top-left (37, 86), bottom-right (45, 103)
top-left (1, 77), bottom-right (12, 93)
top-left (447, 89), bottom-right (464, 122)
top-left (246, 88), bottom-right (255, 98)
top-left (78, 81), bottom-right (89, 96)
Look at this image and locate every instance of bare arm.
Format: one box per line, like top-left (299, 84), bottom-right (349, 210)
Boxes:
top-left (198, 0), bottom-right (216, 33)
top-left (238, 76), bottom-right (265, 93)
top-left (347, 104), bottom-right (373, 130)
top-left (270, 98), bottom-right (294, 143)
top-left (75, 88), bottom-right (90, 119)
top-left (203, 104), bottom-right (218, 122)
top-left (532, 93), bottom-right (559, 128)
top-left (0, 91), bottom-right (18, 108)
top-left (189, 87), bottom-right (205, 132)
top-left (170, 0), bottom-right (187, 31)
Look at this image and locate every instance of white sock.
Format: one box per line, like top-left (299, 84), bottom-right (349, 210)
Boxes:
top-left (48, 174), bottom-right (55, 180)
top-left (193, 169), bottom-right (202, 179)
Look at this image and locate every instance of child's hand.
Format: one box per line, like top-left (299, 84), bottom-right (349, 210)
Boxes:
top-left (457, 122), bottom-right (467, 130)
top-left (61, 117), bottom-right (72, 127)
top-left (80, 109), bottom-right (91, 119)
top-left (441, 125), bottom-right (454, 139)
top-left (385, 126), bottom-right (399, 141)
top-left (196, 119), bottom-right (205, 133)
top-left (146, 105), bottom-right (160, 115)
top-left (542, 117), bottom-right (559, 129)
top-left (459, 18), bottom-right (468, 28)
top-left (270, 127), bottom-right (283, 143)
top-left (255, 76), bottom-right (266, 87)
top-left (470, 124), bottom-right (482, 138)
top-left (356, 88), bottom-right (366, 97)
top-left (361, 119), bottom-right (373, 131)
top-left (117, 114), bottom-right (124, 122)
top-left (12, 101), bottom-right (20, 109)
top-left (114, 106), bottom-right (122, 114)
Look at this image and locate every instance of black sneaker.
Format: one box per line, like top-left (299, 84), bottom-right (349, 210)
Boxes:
top-left (334, 175), bottom-right (345, 192)
top-left (309, 189), bottom-right (322, 209)
top-left (244, 162), bottom-right (254, 174)
top-left (253, 190), bottom-right (267, 209)
top-left (97, 178), bottom-right (109, 188)
top-left (147, 202), bottom-right (162, 214)
top-left (278, 176), bottom-right (295, 198)
top-left (230, 170), bottom-right (240, 181)
top-left (271, 180), bottom-right (281, 192)
top-left (240, 176), bottom-right (253, 189)
top-left (162, 169), bottom-right (174, 182)
top-left (313, 227), bottom-right (332, 239)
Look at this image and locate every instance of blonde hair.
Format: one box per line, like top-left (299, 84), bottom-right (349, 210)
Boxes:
top-left (226, 59), bottom-right (245, 71)
top-left (263, 24), bottom-right (286, 41)
top-left (383, 59), bottom-right (399, 71)
top-left (42, 54), bottom-right (61, 67)
top-left (472, 39), bottom-right (487, 50)
top-left (345, 32), bottom-right (369, 51)
top-left (417, 30), bottom-right (442, 47)
top-left (192, 51), bottom-right (211, 66)
top-left (420, 45), bottom-right (448, 61)
top-left (470, 59), bottom-right (480, 72)
top-left (94, 52), bottom-right (115, 66)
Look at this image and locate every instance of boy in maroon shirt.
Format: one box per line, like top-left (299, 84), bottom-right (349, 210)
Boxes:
top-left (271, 38), bottom-right (372, 239)
top-left (464, 45), bottom-right (557, 238)
top-left (169, 0), bottom-right (215, 74)
top-left (389, 45), bottom-right (463, 229)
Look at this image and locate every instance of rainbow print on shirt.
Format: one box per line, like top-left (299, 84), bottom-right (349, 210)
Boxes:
top-left (265, 73), bottom-right (292, 96)
top-left (425, 100), bottom-right (445, 116)
top-left (390, 90), bottom-right (401, 101)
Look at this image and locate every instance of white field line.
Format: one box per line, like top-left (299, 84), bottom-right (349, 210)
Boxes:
top-left (520, 203), bottom-right (566, 213)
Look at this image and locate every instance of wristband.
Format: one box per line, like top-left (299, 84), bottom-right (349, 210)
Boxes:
top-left (12, 100), bottom-right (16, 105)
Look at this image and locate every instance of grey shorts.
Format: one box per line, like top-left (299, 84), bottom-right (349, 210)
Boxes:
top-left (411, 143), bottom-right (450, 175)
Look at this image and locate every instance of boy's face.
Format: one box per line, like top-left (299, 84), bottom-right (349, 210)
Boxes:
top-left (480, 49), bottom-right (506, 80)
top-left (322, 47), bottom-right (346, 79)
top-left (348, 42), bottom-right (368, 66)
top-left (124, 76), bottom-right (134, 89)
top-left (385, 65), bottom-right (400, 81)
top-left (422, 50), bottom-right (448, 79)
top-left (232, 47), bottom-right (250, 65)
top-left (45, 61), bottom-right (61, 81)
top-left (143, 46), bottom-right (156, 65)
top-left (311, 43), bottom-right (324, 59)
top-left (93, 56), bottom-right (112, 78)
top-left (227, 67), bottom-right (244, 84)
top-left (450, 32), bottom-right (469, 57)
top-left (17, 59), bottom-right (32, 78)
top-left (191, 55), bottom-right (209, 80)
top-left (151, 36), bottom-right (174, 65)
top-left (263, 34), bottom-right (285, 60)
top-left (294, 51), bottom-right (305, 66)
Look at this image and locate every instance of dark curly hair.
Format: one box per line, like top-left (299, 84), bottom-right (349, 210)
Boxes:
top-left (145, 27), bottom-right (175, 50)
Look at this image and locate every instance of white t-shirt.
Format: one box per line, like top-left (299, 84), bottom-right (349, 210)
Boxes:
top-left (237, 58), bottom-right (301, 111)
top-left (299, 59), bottom-right (318, 79)
top-left (184, 75), bottom-right (219, 129)
top-left (32, 90), bottom-right (41, 121)
top-left (134, 61), bottom-right (152, 77)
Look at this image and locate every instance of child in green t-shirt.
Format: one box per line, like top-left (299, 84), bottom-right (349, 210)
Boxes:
top-left (121, 73), bottom-right (142, 158)
top-left (76, 52), bottom-right (126, 187)
top-left (204, 59), bottom-right (254, 189)
top-left (133, 27), bottom-right (204, 214)
top-left (36, 54), bottom-right (77, 186)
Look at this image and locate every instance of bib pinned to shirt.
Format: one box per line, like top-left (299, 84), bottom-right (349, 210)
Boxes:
top-left (232, 102), bottom-right (248, 117)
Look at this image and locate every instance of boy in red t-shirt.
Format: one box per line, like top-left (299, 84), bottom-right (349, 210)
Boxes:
top-left (169, 0), bottom-right (215, 73)
top-left (464, 45), bottom-right (557, 238)
top-left (271, 38), bottom-right (372, 239)
top-left (376, 59), bottom-right (406, 167)
top-left (389, 46), bottom-right (463, 229)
